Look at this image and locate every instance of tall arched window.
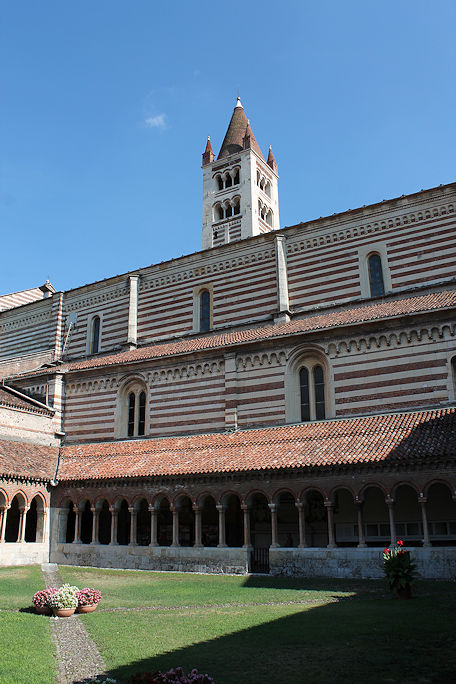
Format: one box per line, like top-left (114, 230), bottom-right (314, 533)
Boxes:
top-left (368, 253), bottom-right (385, 297)
top-left (118, 379), bottom-right (148, 439)
top-left (299, 363), bottom-right (326, 421)
top-left (200, 290), bottom-right (211, 332)
top-left (90, 316), bottom-right (100, 354)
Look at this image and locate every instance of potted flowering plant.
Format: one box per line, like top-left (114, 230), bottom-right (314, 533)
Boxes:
top-left (77, 588), bottom-right (102, 613)
top-left (47, 584), bottom-right (79, 617)
top-left (383, 540), bottom-right (419, 599)
top-left (32, 588), bottom-right (58, 615)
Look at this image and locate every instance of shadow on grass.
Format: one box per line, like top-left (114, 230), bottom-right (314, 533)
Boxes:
top-left (98, 582), bottom-right (456, 684)
top-left (18, 605), bottom-right (36, 614)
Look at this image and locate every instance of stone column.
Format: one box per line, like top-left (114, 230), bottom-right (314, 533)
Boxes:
top-left (171, 505), bottom-right (179, 547)
top-left (109, 508), bottom-right (118, 545)
top-left (128, 507), bottom-right (137, 546)
top-left (41, 506), bottom-right (49, 543)
top-left (90, 507), bottom-right (99, 545)
top-left (296, 501), bottom-right (307, 548)
top-left (241, 504), bottom-right (251, 548)
top-left (356, 500), bottom-right (366, 548)
top-left (224, 352), bottom-right (238, 431)
top-left (127, 275), bottom-right (139, 349)
top-left (149, 506), bottom-right (158, 547)
top-left (216, 505), bottom-right (227, 547)
top-left (73, 506), bottom-right (82, 544)
top-left (18, 506), bottom-right (29, 543)
top-left (274, 234), bottom-right (290, 324)
top-left (0, 505), bottom-right (9, 542)
top-left (419, 496), bottom-right (431, 547)
top-left (269, 503), bottom-right (279, 548)
top-left (193, 506), bottom-right (202, 547)
top-left (325, 500), bottom-right (336, 548)
top-left (386, 496), bottom-right (396, 546)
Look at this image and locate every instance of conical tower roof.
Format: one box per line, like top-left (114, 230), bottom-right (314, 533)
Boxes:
top-left (217, 97), bottom-right (265, 161)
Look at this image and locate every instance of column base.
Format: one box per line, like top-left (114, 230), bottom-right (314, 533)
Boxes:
top-left (357, 543), bottom-right (367, 548)
top-left (327, 544), bottom-right (337, 549)
top-left (217, 543), bottom-right (227, 548)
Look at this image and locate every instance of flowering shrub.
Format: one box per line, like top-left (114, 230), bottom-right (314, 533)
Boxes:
top-left (32, 587), bottom-right (58, 607)
top-left (383, 540), bottom-right (419, 592)
top-left (48, 584), bottom-right (79, 609)
top-left (130, 668), bottom-right (214, 683)
top-left (77, 588), bottom-right (102, 607)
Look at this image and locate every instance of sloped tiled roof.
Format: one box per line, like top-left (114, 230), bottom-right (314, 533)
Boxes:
top-left (0, 386), bottom-right (53, 415)
top-left (68, 289), bottom-right (456, 373)
top-left (0, 439), bottom-right (59, 481)
top-left (58, 408), bottom-right (456, 482)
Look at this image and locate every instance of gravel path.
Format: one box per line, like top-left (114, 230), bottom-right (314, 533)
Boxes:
top-left (41, 563), bottom-right (107, 684)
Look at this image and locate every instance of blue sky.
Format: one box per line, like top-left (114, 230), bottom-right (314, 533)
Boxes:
top-left (1, 1), bottom-right (455, 294)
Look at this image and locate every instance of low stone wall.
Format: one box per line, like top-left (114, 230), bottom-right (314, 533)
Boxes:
top-left (269, 547), bottom-right (456, 580)
top-left (0, 542), bottom-right (49, 566)
top-left (50, 543), bottom-right (249, 574)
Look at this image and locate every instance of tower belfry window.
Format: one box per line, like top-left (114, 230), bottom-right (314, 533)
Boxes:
top-left (127, 388), bottom-right (146, 437)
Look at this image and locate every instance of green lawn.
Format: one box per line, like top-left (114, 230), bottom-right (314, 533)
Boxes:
top-left (58, 566), bottom-right (456, 683)
top-left (0, 566), bottom-right (56, 684)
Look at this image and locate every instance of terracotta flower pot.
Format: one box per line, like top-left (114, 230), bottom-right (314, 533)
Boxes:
top-left (35, 605), bottom-right (52, 615)
top-left (52, 607), bottom-right (76, 617)
top-left (396, 585), bottom-right (412, 600)
top-left (77, 604), bottom-right (98, 613)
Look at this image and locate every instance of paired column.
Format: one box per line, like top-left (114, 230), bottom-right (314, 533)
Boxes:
top-left (73, 506), bottom-right (82, 544)
top-left (18, 506), bottom-right (30, 543)
top-left (241, 504), bottom-right (251, 548)
top-left (129, 507), bottom-right (137, 546)
top-left (0, 506), bottom-right (9, 542)
top-left (269, 503), bottom-right (279, 548)
top-left (296, 501), bottom-right (307, 548)
top-left (217, 505), bottom-right (227, 547)
top-left (149, 506), bottom-right (158, 547)
top-left (325, 500), bottom-right (336, 548)
top-left (386, 496), bottom-right (396, 547)
top-left (109, 507), bottom-right (118, 545)
top-left (90, 507), bottom-right (99, 545)
top-left (193, 506), bottom-right (202, 547)
top-left (356, 499), bottom-right (366, 548)
top-left (171, 505), bottom-right (179, 547)
top-left (419, 495), bottom-right (431, 547)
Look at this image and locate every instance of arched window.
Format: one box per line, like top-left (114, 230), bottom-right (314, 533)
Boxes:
top-left (286, 349), bottom-right (331, 423)
top-left (225, 203), bottom-right (233, 218)
top-left (233, 168), bottom-right (240, 185)
top-left (299, 363), bottom-right (326, 421)
top-left (368, 253), bottom-right (385, 297)
top-left (225, 173), bottom-right (232, 188)
top-left (214, 203), bottom-right (224, 221)
top-left (90, 316), bottom-right (100, 354)
top-left (233, 197), bottom-right (241, 215)
top-left (118, 379), bottom-right (148, 438)
top-left (216, 175), bottom-right (223, 191)
top-left (200, 289), bottom-right (211, 332)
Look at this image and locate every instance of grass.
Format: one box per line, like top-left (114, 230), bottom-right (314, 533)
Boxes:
top-left (59, 566), bottom-right (456, 683)
top-left (0, 566), bottom-right (56, 684)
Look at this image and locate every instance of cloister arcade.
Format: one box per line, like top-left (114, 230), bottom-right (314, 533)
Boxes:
top-left (57, 480), bottom-right (456, 551)
top-left (0, 489), bottom-right (48, 544)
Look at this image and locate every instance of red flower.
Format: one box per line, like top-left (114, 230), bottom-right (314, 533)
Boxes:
top-left (397, 540), bottom-right (404, 546)
top-left (383, 548), bottom-right (389, 554)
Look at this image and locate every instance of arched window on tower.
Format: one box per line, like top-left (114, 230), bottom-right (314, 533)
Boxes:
top-left (368, 253), bottom-right (385, 297)
top-left (233, 168), bottom-right (240, 185)
top-left (233, 197), bottom-right (241, 215)
top-left (225, 173), bottom-right (232, 188)
top-left (216, 175), bottom-right (223, 191)
top-left (90, 316), bottom-right (100, 354)
top-left (200, 289), bottom-right (211, 332)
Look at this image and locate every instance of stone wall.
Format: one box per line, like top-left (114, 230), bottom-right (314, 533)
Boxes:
top-left (0, 542), bottom-right (49, 566)
top-left (269, 547), bottom-right (456, 580)
top-left (50, 543), bottom-right (249, 575)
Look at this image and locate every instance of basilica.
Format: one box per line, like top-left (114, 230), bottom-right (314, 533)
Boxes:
top-left (1, 98), bottom-right (455, 578)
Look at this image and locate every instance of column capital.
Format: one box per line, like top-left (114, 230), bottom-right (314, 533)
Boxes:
top-left (385, 496), bottom-right (395, 506)
top-left (324, 500), bottom-right (333, 509)
top-left (19, 505), bottom-right (30, 513)
top-left (90, 506), bottom-right (97, 514)
top-left (241, 503), bottom-right (249, 512)
top-left (192, 504), bottom-right (201, 513)
top-left (268, 503), bottom-right (277, 512)
top-left (128, 507), bottom-right (136, 514)
top-left (216, 504), bottom-right (226, 512)
top-left (418, 497), bottom-right (428, 505)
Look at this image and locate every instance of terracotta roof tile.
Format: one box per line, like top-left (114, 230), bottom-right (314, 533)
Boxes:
top-left (0, 439), bottom-right (59, 481)
top-left (58, 408), bottom-right (456, 481)
top-left (68, 289), bottom-right (456, 373)
top-left (0, 387), bottom-right (52, 415)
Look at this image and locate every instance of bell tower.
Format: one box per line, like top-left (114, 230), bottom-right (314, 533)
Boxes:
top-left (202, 97), bottom-right (280, 249)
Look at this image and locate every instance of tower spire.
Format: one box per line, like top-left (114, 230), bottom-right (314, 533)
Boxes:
top-left (202, 136), bottom-right (214, 166)
top-left (217, 97), bottom-right (264, 160)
